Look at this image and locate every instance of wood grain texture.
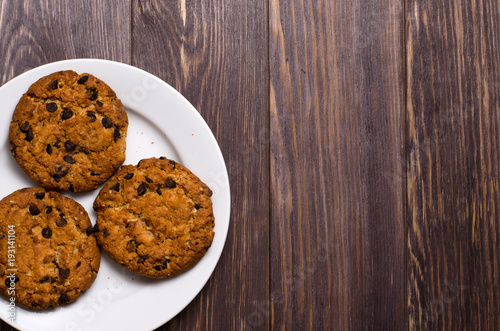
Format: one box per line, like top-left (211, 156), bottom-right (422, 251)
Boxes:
top-left (131, 0), bottom-right (269, 330)
top-left (407, 0), bottom-right (500, 329)
top-left (0, 0), bottom-right (130, 85)
top-left (269, 0), bottom-right (405, 329)
top-left (0, 1), bottom-right (130, 330)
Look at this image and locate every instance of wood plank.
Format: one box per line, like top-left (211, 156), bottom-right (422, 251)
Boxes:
top-left (0, 1), bottom-right (130, 330)
top-left (269, 0), bottom-right (405, 329)
top-left (406, 0), bottom-right (500, 329)
top-left (0, 0), bottom-right (130, 85)
top-left (131, 1), bottom-right (269, 330)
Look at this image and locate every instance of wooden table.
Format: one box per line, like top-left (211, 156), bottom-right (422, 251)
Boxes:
top-left (0, 1), bottom-right (499, 330)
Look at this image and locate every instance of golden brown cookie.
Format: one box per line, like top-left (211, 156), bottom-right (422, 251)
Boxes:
top-left (9, 70), bottom-right (128, 192)
top-left (93, 157), bottom-right (214, 278)
top-left (0, 187), bottom-right (100, 309)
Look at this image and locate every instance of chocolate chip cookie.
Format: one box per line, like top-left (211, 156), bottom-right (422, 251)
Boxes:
top-left (0, 187), bottom-right (100, 309)
top-left (93, 157), bottom-right (214, 278)
top-left (9, 70), bottom-right (128, 192)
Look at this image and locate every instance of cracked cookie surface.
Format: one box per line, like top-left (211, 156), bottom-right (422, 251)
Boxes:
top-left (0, 187), bottom-right (100, 309)
top-left (93, 157), bottom-right (214, 278)
top-left (9, 70), bottom-right (128, 192)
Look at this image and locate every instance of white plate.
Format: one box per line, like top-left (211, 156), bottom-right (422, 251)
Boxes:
top-left (0, 59), bottom-right (231, 331)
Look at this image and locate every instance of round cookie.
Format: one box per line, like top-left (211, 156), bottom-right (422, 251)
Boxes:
top-left (93, 157), bottom-right (214, 278)
top-left (9, 70), bottom-right (128, 192)
top-left (0, 187), bottom-right (100, 309)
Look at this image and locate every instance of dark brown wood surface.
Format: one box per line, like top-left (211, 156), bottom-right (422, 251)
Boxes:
top-left (131, 1), bottom-right (269, 330)
top-left (406, 0), bottom-right (500, 329)
top-left (0, 0), bottom-right (498, 330)
top-left (269, 0), bottom-right (406, 329)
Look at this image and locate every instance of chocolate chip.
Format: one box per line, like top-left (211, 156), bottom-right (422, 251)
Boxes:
top-left (165, 178), bottom-right (176, 188)
top-left (46, 102), bottom-right (58, 112)
top-left (137, 183), bottom-right (147, 195)
top-left (86, 111), bottom-right (96, 122)
top-left (156, 188), bottom-right (162, 195)
top-left (91, 171), bottom-right (99, 176)
top-left (59, 268), bottom-right (70, 282)
top-left (19, 121), bottom-right (30, 133)
top-left (64, 140), bottom-right (76, 152)
top-left (55, 165), bottom-right (69, 177)
top-left (78, 75), bottom-right (88, 84)
top-left (88, 87), bottom-right (98, 101)
top-left (102, 229), bottom-right (110, 238)
top-left (170, 160), bottom-right (176, 169)
top-left (61, 109), bottom-right (73, 120)
top-left (113, 128), bottom-right (121, 141)
top-left (194, 204), bottom-right (202, 209)
top-left (96, 100), bottom-right (103, 107)
top-left (48, 79), bottom-right (58, 90)
top-left (110, 183), bottom-right (120, 192)
top-left (85, 226), bottom-right (94, 236)
top-left (35, 192), bottom-right (45, 199)
top-left (124, 173), bottom-right (134, 179)
top-left (42, 227), bottom-right (52, 239)
top-left (56, 215), bottom-right (67, 227)
top-left (68, 184), bottom-right (75, 192)
top-left (58, 294), bottom-right (69, 304)
top-left (154, 265), bottom-right (165, 271)
top-left (46, 144), bottom-right (53, 154)
top-left (40, 275), bottom-right (50, 283)
top-left (25, 130), bottom-right (34, 142)
top-left (102, 117), bottom-right (113, 128)
top-left (126, 239), bottom-right (137, 252)
top-left (63, 155), bottom-right (75, 164)
top-left (76, 261), bottom-right (81, 268)
top-left (29, 205), bottom-right (40, 215)
top-left (52, 174), bottom-right (61, 182)
top-left (45, 206), bottom-right (52, 214)
top-left (93, 223), bottom-right (99, 233)
top-left (159, 156), bottom-right (166, 160)
top-left (4, 276), bottom-right (19, 287)
top-left (145, 176), bottom-right (153, 183)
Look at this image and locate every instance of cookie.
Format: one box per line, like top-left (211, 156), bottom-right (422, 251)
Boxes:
top-left (93, 157), bottom-right (214, 278)
top-left (0, 187), bottom-right (100, 309)
top-left (9, 70), bottom-right (128, 192)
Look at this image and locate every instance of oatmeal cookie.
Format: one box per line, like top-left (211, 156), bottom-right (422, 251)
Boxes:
top-left (93, 157), bottom-right (214, 278)
top-left (9, 70), bottom-right (128, 192)
top-left (0, 187), bottom-right (100, 309)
